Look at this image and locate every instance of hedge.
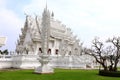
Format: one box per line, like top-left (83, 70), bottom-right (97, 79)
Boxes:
top-left (99, 70), bottom-right (120, 77)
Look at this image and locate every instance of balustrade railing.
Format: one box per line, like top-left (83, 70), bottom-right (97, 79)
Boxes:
top-left (0, 54), bottom-right (107, 69)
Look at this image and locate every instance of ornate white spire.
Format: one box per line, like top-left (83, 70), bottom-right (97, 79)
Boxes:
top-left (41, 6), bottom-right (51, 54)
top-left (24, 14), bottom-right (31, 31)
top-left (45, 1), bottom-right (47, 10)
top-left (35, 16), bottom-right (41, 35)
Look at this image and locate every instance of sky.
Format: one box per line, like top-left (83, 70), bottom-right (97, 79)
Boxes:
top-left (0, 0), bottom-right (120, 51)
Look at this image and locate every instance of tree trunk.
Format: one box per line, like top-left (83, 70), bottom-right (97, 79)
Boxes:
top-left (101, 63), bottom-right (108, 71)
top-left (113, 60), bottom-right (118, 71)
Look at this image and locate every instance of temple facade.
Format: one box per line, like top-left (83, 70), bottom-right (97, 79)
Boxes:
top-left (16, 7), bottom-right (82, 56)
top-left (0, 7), bottom-right (99, 69)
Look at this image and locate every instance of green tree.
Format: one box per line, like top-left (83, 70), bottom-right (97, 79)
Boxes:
top-left (0, 49), bottom-right (9, 55)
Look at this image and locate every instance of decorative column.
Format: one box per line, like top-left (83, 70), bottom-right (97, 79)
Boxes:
top-left (34, 6), bottom-right (54, 74)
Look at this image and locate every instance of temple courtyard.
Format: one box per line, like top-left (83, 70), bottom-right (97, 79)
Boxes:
top-left (1, 1), bottom-right (120, 79)
top-left (0, 69), bottom-right (119, 80)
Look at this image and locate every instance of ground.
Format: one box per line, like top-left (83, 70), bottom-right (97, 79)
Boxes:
top-left (0, 69), bottom-right (120, 80)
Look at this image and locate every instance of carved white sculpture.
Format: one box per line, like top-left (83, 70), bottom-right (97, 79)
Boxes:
top-left (34, 7), bottom-right (54, 74)
top-left (59, 39), bottom-right (68, 56)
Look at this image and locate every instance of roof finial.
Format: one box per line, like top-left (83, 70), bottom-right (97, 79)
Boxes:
top-left (51, 11), bottom-right (54, 17)
top-left (24, 11), bottom-right (28, 17)
top-left (45, 0), bottom-right (47, 10)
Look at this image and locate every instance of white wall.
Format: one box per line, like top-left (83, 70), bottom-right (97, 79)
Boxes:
top-left (0, 54), bottom-right (104, 69)
top-left (0, 55), bottom-right (12, 69)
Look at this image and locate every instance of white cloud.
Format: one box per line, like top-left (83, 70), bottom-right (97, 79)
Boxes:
top-left (1, 0), bottom-right (120, 50)
top-left (0, 0), bottom-right (6, 7)
top-left (0, 9), bottom-right (23, 29)
top-left (0, 0), bottom-right (23, 51)
top-left (23, 0), bottom-right (45, 15)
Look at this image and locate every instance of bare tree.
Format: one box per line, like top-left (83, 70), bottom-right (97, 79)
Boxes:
top-left (84, 37), bottom-right (120, 71)
top-left (84, 37), bottom-right (108, 71)
top-left (106, 37), bottom-right (120, 71)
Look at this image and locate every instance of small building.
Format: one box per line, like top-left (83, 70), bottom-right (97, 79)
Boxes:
top-left (0, 37), bottom-right (6, 48)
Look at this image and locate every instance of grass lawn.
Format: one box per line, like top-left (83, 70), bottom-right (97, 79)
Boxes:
top-left (0, 69), bottom-right (120, 80)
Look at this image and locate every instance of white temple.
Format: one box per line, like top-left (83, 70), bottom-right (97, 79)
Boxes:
top-left (16, 7), bottom-right (82, 56)
top-left (0, 7), bottom-right (100, 69)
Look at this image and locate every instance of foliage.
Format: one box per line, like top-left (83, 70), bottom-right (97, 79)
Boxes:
top-left (99, 70), bottom-right (120, 77)
top-left (84, 37), bottom-right (120, 72)
top-left (0, 49), bottom-right (9, 55)
top-left (0, 69), bottom-right (120, 80)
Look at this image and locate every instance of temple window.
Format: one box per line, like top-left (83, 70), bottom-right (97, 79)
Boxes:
top-left (39, 48), bottom-right (42, 53)
top-left (69, 51), bottom-right (71, 55)
top-left (48, 49), bottom-right (51, 54)
top-left (55, 49), bottom-right (58, 55)
top-left (75, 48), bottom-right (78, 52)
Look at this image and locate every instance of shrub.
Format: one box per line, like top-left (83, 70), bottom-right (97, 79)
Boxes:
top-left (99, 70), bottom-right (120, 77)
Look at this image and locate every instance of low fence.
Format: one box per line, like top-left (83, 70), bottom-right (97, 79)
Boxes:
top-left (0, 55), bottom-right (12, 69)
top-left (0, 54), bottom-right (98, 69)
